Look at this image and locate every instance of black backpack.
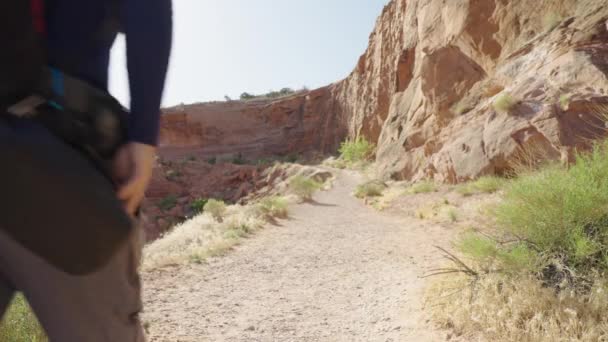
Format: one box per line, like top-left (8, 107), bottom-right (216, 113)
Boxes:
top-left (0, 0), bottom-right (133, 276)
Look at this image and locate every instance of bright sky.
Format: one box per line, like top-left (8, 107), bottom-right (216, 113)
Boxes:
top-left (109, 0), bottom-right (388, 107)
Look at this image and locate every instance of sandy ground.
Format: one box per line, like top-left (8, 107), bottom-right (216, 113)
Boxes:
top-left (142, 170), bottom-right (457, 341)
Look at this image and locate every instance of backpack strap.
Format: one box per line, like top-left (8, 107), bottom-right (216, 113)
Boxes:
top-left (30, 0), bottom-right (46, 35)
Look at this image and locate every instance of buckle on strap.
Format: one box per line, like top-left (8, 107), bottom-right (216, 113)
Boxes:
top-left (6, 95), bottom-right (47, 118)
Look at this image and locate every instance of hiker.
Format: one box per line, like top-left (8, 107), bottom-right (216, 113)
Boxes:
top-left (0, 0), bottom-right (172, 341)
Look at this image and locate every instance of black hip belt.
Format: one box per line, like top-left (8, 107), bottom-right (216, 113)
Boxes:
top-left (0, 68), bottom-right (133, 275)
top-left (7, 68), bottom-right (128, 160)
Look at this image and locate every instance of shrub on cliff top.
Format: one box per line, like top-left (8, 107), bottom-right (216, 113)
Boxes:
top-left (493, 92), bottom-right (517, 113)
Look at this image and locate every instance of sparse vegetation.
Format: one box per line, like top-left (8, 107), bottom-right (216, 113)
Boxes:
top-left (165, 169), bottom-right (182, 181)
top-left (560, 94), bottom-right (571, 110)
top-left (207, 157), bottom-right (217, 165)
top-left (232, 153), bottom-right (246, 165)
top-left (339, 137), bottom-right (375, 165)
top-left (240, 87), bottom-right (305, 101)
top-left (447, 208), bottom-right (458, 223)
top-left (355, 180), bottom-right (387, 199)
top-left (289, 176), bottom-right (323, 201)
top-left (144, 203), bottom-right (265, 270)
top-left (456, 176), bottom-right (506, 197)
top-left (493, 92), bottom-right (517, 113)
top-left (158, 195), bottom-right (178, 212)
top-left (0, 294), bottom-right (46, 342)
top-left (430, 141), bottom-right (608, 341)
top-left (407, 181), bottom-right (437, 194)
top-left (190, 198), bottom-right (209, 215)
top-left (543, 12), bottom-right (562, 32)
top-left (204, 199), bottom-right (227, 222)
top-left (453, 101), bottom-right (469, 115)
top-left (256, 196), bottom-right (289, 220)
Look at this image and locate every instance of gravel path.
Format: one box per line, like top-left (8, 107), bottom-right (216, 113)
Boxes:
top-left (143, 170), bottom-right (453, 341)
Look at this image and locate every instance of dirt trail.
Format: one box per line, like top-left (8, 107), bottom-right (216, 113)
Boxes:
top-left (143, 170), bottom-right (454, 341)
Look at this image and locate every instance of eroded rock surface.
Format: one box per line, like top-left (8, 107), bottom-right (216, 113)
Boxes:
top-left (155, 0), bottom-right (608, 184)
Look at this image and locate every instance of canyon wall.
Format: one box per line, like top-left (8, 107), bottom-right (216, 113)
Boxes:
top-left (158, 0), bottom-right (608, 182)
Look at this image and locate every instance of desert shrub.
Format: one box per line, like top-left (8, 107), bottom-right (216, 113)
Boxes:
top-left (0, 294), bottom-right (46, 342)
top-left (284, 153), bottom-right (299, 163)
top-left (158, 195), bottom-right (178, 212)
top-left (204, 199), bottom-right (227, 222)
top-left (456, 142), bottom-right (608, 283)
top-left (407, 181), bottom-right (437, 194)
top-left (257, 197), bottom-right (289, 220)
top-left (355, 180), bottom-right (387, 199)
top-left (223, 220), bottom-right (251, 240)
top-left (560, 94), bottom-right (570, 111)
top-left (430, 142), bottom-right (608, 341)
top-left (456, 176), bottom-right (506, 196)
top-left (339, 137), bottom-right (375, 164)
top-left (207, 157), bottom-right (217, 165)
top-left (190, 198), bottom-right (209, 215)
top-left (289, 176), bottom-right (322, 201)
top-left (447, 208), bottom-right (458, 223)
top-left (232, 153), bottom-right (246, 165)
top-left (493, 92), bottom-right (517, 113)
top-left (543, 12), bottom-right (562, 32)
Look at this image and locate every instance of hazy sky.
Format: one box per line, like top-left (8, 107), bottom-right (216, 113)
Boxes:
top-left (109, 0), bottom-right (388, 107)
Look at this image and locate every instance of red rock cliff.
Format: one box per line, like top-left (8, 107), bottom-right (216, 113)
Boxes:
top-left (159, 0), bottom-right (608, 182)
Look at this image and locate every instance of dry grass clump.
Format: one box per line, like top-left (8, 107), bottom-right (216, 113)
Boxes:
top-left (355, 180), bottom-right (387, 199)
top-left (407, 180), bottom-right (437, 194)
top-left (204, 199), bottom-right (227, 222)
top-left (289, 175), bottom-right (323, 201)
top-left (256, 196), bottom-right (289, 220)
top-left (0, 294), bottom-right (46, 342)
top-left (429, 274), bottom-right (608, 342)
top-left (456, 176), bottom-right (507, 197)
top-left (493, 92), bottom-right (517, 113)
top-left (143, 205), bottom-right (264, 270)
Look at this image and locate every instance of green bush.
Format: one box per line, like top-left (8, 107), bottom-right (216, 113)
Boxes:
top-left (339, 137), bottom-right (375, 164)
top-left (0, 294), bottom-right (46, 342)
top-left (158, 195), bottom-right (178, 212)
top-left (407, 181), bottom-right (437, 194)
top-left (289, 176), bottom-right (322, 201)
top-left (355, 180), bottom-right (387, 199)
top-left (190, 198), bottom-right (209, 215)
top-left (463, 142), bottom-right (608, 284)
top-left (560, 94), bottom-right (570, 111)
top-left (204, 199), bottom-right (227, 222)
top-left (493, 92), bottom-right (517, 113)
top-left (257, 197), bottom-right (289, 219)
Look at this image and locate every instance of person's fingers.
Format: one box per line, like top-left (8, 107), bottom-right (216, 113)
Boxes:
top-left (117, 179), bottom-right (137, 201)
top-left (126, 190), bottom-right (145, 215)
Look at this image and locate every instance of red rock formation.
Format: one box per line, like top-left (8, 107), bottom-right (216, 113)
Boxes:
top-left (156, 0), bottom-right (608, 183)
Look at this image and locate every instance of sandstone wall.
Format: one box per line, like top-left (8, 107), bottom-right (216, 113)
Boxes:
top-left (159, 0), bottom-right (608, 182)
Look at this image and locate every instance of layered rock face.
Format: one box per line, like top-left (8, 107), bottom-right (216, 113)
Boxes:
top-left (338, 0), bottom-right (608, 182)
top-left (158, 0), bottom-right (608, 182)
top-left (159, 87), bottom-right (346, 161)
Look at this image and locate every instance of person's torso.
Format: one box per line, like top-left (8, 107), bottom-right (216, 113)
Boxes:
top-left (45, 0), bottom-right (122, 89)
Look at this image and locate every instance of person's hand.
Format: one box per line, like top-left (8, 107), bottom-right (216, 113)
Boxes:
top-left (112, 142), bottom-right (157, 216)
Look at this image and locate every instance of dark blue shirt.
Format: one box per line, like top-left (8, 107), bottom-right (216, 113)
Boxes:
top-left (45, 0), bottom-right (172, 145)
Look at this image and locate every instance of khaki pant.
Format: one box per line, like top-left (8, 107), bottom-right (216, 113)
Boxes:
top-left (0, 226), bottom-right (145, 342)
